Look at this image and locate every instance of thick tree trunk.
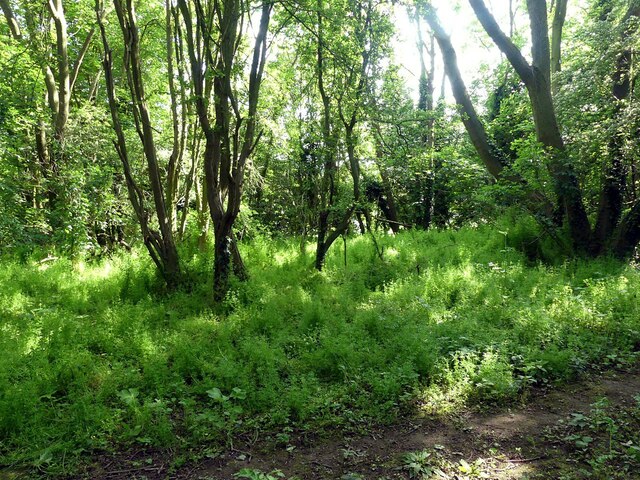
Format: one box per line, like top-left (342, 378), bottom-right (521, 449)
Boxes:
top-left (315, 207), bottom-right (354, 270)
top-left (468, 0), bottom-right (591, 252)
top-left (613, 202), bottom-right (640, 258)
top-left (591, 3), bottom-right (640, 254)
top-left (230, 232), bottom-right (248, 280)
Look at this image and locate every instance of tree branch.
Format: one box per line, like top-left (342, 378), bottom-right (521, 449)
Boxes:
top-left (0, 0), bottom-right (22, 39)
top-left (70, 26), bottom-right (97, 94)
top-left (423, 5), bottom-right (505, 178)
top-left (468, 0), bottom-right (533, 85)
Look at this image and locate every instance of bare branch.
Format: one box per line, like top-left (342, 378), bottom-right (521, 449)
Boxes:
top-left (468, 0), bottom-right (533, 85)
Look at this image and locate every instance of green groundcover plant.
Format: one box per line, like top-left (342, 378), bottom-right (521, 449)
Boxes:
top-left (1, 222), bottom-right (640, 476)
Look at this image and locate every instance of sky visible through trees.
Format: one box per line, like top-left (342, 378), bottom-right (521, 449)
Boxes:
top-left (3, 1), bottom-right (640, 478)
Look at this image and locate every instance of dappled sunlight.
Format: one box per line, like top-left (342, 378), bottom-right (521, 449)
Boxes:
top-left (3, 228), bottom-right (640, 476)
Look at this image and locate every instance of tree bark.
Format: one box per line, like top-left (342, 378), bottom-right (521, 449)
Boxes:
top-left (375, 141), bottom-right (400, 233)
top-left (0, 0), bottom-right (21, 39)
top-left (47, 0), bottom-right (70, 143)
top-left (592, 8), bottom-right (637, 251)
top-left (98, 0), bottom-right (181, 286)
top-left (468, 0), bottom-right (592, 252)
top-left (551, 0), bottom-right (568, 84)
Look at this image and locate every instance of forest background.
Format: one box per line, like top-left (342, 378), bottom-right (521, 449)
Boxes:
top-left (3, 0), bottom-right (640, 478)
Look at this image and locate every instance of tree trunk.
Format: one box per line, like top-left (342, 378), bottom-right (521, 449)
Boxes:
top-left (597, 3), bottom-right (640, 255)
top-left (613, 201), bottom-right (640, 258)
top-left (378, 162), bottom-right (400, 233)
top-left (414, 14), bottom-right (438, 229)
top-left (551, 0), bottom-right (568, 93)
top-left (468, 0), bottom-right (591, 252)
top-left (424, 6), bottom-right (505, 180)
top-left (165, 0), bottom-right (184, 231)
top-left (97, 0), bottom-right (181, 287)
top-left (314, 0), bottom-right (341, 271)
top-left (214, 227), bottom-right (233, 301)
top-left (179, 0), bottom-right (271, 298)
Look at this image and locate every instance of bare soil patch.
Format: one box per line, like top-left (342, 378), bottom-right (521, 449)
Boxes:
top-left (62, 366), bottom-right (640, 479)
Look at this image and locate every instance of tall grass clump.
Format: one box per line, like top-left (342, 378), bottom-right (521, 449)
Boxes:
top-left (2, 221), bottom-right (640, 476)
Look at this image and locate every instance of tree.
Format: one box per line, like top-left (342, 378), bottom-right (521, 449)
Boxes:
top-left (178, 0), bottom-right (272, 298)
top-left (308, 0), bottom-right (393, 269)
top-left (97, 0), bottom-right (181, 286)
top-left (1, 0), bottom-right (98, 235)
top-left (426, 0), bottom-right (640, 257)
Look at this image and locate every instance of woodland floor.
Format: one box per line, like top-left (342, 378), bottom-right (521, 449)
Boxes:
top-left (62, 364), bottom-right (640, 480)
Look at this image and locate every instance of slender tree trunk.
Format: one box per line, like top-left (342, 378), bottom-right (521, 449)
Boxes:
top-left (196, 176), bottom-right (210, 250)
top-left (551, 0), bottom-right (568, 94)
top-left (0, 0), bottom-right (21, 38)
top-left (97, 0), bottom-right (180, 287)
top-left (378, 162), bottom-right (400, 233)
top-left (415, 14), bottom-right (438, 229)
top-left (424, 6), bottom-right (505, 179)
top-left (315, 0), bottom-right (373, 268)
top-left (165, 0), bottom-right (183, 230)
top-left (314, 0), bottom-right (340, 270)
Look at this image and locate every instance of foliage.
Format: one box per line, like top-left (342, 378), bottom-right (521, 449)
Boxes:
top-left (547, 396), bottom-right (640, 479)
top-left (2, 225), bottom-right (640, 475)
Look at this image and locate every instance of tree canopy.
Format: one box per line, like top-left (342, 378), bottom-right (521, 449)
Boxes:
top-left (2, 0), bottom-right (640, 292)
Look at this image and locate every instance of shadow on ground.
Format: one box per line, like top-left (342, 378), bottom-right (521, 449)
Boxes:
top-left (183, 368), bottom-right (640, 480)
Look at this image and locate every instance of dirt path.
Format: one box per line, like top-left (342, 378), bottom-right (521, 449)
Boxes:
top-left (184, 367), bottom-right (640, 480)
top-left (78, 367), bottom-right (640, 480)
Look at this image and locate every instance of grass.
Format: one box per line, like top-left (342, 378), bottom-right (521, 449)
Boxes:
top-left (1, 220), bottom-right (640, 477)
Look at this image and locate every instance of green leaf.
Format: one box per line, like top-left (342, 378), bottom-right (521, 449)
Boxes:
top-left (231, 387), bottom-right (247, 400)
top-left (117, 388), bottom-right (139, 405)
top-left (459, 458), bottom-right (472, 473)
top-left (207, 387), bottom-right (228, 402)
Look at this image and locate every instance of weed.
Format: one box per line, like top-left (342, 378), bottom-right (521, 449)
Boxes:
top-left (402, 449), bottom-right (438, 478)
top-left (234, 468), bottom-right (292, 480)
top-left (549, 395), bottom-right (640, 478)
top-left (2, 226), bottom-right (640, 475)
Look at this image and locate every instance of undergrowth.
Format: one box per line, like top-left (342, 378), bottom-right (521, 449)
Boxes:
top-left (1, 222), bottom-right (640, 477)
top-left (546, 395), bottom-right (640, 479)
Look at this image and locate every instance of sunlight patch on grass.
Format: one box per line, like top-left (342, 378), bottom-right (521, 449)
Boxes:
top-left (3, 224), bottom-right (640, 476)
